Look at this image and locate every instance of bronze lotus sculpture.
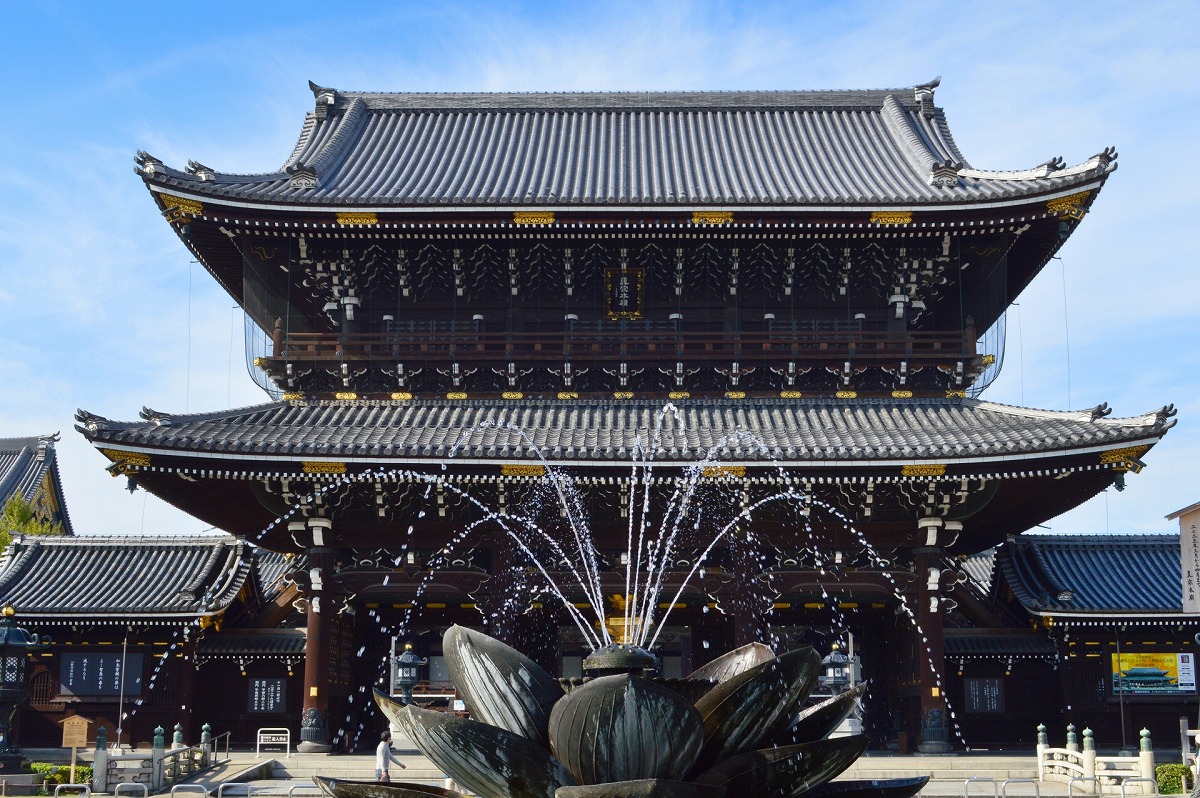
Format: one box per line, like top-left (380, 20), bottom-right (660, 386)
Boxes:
top-left (368, 625), bottom-right (928, 798)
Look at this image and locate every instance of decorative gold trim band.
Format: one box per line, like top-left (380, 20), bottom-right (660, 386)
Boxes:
top-left (692, 211), bottom-right (733, 225)
top-left (446, 392), bottom-right (468, 400)
top-left (1099, 445), bottom-right (1150, 465)
top-left (335, 391), bottom-right (358, 400)
top-left (725, 391), bottom-right (746, 399)
top-left (335, 212), bottom-right (378, 226)
top-left (613, 391), bottom-right (634, 399)
top-left (514, 211), bottom-right (555, 225)
top-left (502, 391), bottom-right (524, 400)
top-left (945, 390), bottom-right (967, 399)
top-left (870, 211), bottom-right (912, 225)
top-left (668, 391), bottom-right (691, 400)
top-left (1047, 191), bottom-right (1091, 218)
top-left (161, 194), bottom-right (204, 215)
top-left (102, 449), bottom-right (151, 467)
top-left (303, 461), bottom-right (347, 474)
top-left (556, 392), bottom-right (579, 400)
top-left (283, 392), bottom-right (304, 401)
top-left (702, 465), bottom-right (746, 479)
top-left (901, 464), bottom-right (947, 477)
top-left (891, 390), bottom-right (913, 399)
top-left (835, 390), bottom-right (858, 399)
top-left (501, 464), bottom-right (548, 478)
top-left (779, 391), bottom-right (803, 399)
top-left (391, 392), bottom-right (413, 401)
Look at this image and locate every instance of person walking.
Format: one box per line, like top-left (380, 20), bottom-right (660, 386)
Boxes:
top-left (375, 731), bottom-right (406, 782)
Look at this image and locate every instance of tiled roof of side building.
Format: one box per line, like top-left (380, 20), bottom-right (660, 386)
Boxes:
top-left (75, 397), bottom-right (1174, 469)
top-left (997, 533), bottom-right (1186, 616)
top-left (136, 79), bottom-right (1116, 209)
top-left (196, 628), bottom-right (306, 659)
top-left (0, 534), bottom-right (254, 621)
top-left (0, 434), bottom-right (74, 535)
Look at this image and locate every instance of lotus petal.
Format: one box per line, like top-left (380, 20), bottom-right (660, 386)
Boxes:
top-left (313, 776), bottom-right (467, 798)
top-left (777, 683), bottom-right (868, 745)
top-left (800, 776), bottom-right (929, 798)
top-left (375, 691), bottom-right (574, 798)
top-left (693, 736), bottom-right (868, 798)
top-left (557, 780), bottom-right (726, 798)
top-left (685, 642), bottom-right (775, 684)
top-left (548, 674), bottom-right (703, 785)
top-left (692, 647), bottom-right (820, 764)
top-left (443, 624), bottom-right (564, 745)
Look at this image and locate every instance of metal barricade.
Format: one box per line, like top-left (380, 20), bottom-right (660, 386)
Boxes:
top-left (288, 787), bottom-right (323, 798)
top-left (964, 777), bottom-right (999, 798)
top-left (256, 727), bottom-right (292, 758)
top-left (217, 785), bottom-right (255, 798)
top-left (1118, 777), bottom-right (1157, 798)
top-left (1001, 778), bottom-right (1041, 798)
top-left (171, 786), bottom-right (209, 798)
top-left (1069, 776), bottom-right (1099, 796)
top-left (53, 787), bottom-right (91, 798)
top-left (114, 785), bottom-right (149, 798)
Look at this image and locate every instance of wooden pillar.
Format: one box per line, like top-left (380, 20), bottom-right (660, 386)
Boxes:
top-left (914, 517), bottom-right (958, 753)
top-left (298, 518), bottom-right (335, 753)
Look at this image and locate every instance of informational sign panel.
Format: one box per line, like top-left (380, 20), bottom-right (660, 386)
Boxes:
top-left (59, 654), bottom-right (142, 698)
top-left (1111, 653), bottom-right (1197, 694)
top-left (964, 678), bottom-right (1005, 713)
top-left (61, 716), bottom-right (90, 748)
top-left (248, 678), bottom-right (287, 713)
top-left (1183, 518), bottom-right (1200, 613)
top-left (605, 268), bottom-right (645, 320)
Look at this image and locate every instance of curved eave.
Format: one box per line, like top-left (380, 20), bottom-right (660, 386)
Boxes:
top-left (1031, 611), bottom-right (1200, 623)
top-left (142, 171), bottom-right (1111, 217)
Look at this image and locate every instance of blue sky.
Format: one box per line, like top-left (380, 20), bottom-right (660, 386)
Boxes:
top-left (1, 1), bottom-right (1197, 536)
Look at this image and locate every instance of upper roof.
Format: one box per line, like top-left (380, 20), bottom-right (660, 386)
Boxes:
top-left (0, 534), bottom-right (278, 622)
top-left (136, 78), bottom-right (1116, 211)
top-left (997, 533), bottom-right (1190, 618)
top-left (76, 396), bottom-right (1173, 473)
top-left (0, 435), bottom-right (74, 536)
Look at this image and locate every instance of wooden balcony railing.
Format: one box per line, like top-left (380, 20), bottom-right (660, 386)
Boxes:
top-left (268, 328), bottom-right (970, 366)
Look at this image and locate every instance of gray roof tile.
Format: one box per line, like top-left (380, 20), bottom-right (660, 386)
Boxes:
top-left (138, 81), bottom-right (1116, 209)
top-left (0, 535), bottom-right (255, 620)
top-left (998, 534), bottom-right (1185, 615)
top-left (0, 435), bottom-right (74, 535)
top-left (75, 397), bottom-right (1172, 469)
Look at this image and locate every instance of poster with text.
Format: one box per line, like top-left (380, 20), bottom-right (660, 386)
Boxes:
top-left (1111, 652), bottom-right (1197, 694)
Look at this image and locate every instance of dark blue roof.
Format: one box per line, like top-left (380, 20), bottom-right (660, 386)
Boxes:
top-left (998, 534), bottom-right (1185, 616)
top-left (0, 435), bottom-right (73, 536)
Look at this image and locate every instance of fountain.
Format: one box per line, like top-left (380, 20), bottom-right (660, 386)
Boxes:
top-left (306, 412), bottom-right (934, 798)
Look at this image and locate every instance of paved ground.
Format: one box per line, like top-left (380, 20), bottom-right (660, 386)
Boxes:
top-left (21, 747), bottom-right (1169, 797)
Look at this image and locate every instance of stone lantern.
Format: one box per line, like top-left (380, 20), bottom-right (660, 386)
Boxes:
top-left (0, 607), bottom-right (49, 771)
top-left (392, 643), bottom-right (427, 706)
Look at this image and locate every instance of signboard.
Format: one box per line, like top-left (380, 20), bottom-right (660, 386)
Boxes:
top-left (605, 268), bottom-right (645, 320)
top-left (61, 716), bottom-right (90, 748)
top-left (248, 678), bottom-right (287, 713)
top-left (59, 654), bottom-right (142, 698)
top-left (1111, 653), bottom-right (1197, 695)
top-left (963, 678), bottom-right (1005, 713)
top-left (1183, 520), bottom-right (1200, 613)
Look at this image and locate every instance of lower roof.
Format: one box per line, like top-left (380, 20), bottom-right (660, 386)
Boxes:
top-left (0, 534), bottom-right (285, 622)
top-left (997, 534), bottom-right (1193, 619)
top-left (75, 397), bottom-right (1174, 478)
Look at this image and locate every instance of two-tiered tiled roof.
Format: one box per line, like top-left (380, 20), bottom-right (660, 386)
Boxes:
top-left (136, 79), bottom-right (1115, 210)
